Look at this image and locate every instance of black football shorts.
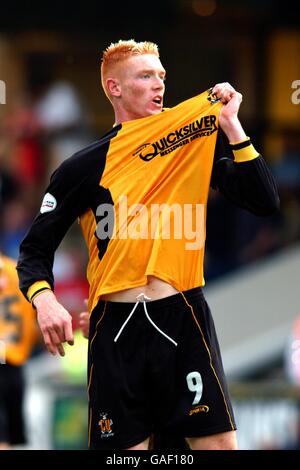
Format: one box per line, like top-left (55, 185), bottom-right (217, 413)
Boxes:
top-left (88, 287), bottom-right (236, 449)
top-left (0, 364), bottom-right (26, 445)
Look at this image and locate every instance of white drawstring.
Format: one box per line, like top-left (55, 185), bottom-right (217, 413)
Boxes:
top-left (113, 293), bottom-right (177, 346)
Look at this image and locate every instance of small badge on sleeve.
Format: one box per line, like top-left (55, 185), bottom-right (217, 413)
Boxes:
top-left (40, 193), bottom-right (57, 213)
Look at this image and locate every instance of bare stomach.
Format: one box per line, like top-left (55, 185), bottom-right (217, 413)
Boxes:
top-left (101, 276), bottom-right (179, 302)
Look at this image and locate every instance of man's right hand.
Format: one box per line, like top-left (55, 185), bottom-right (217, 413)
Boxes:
top-left (33, 290), bottom-right (74, 356)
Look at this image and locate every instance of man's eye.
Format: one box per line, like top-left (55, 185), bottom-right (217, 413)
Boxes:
top-left (142, 74), bottom-right (150, 79)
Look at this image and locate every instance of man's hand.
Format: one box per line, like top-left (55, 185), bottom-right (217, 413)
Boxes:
top-left (78, 299), bottom-right (90, 339)
top-left (34, 290), bottom-right (74, 356)
top-left (212, 82), bottom-right (247, 143)
top-left (79, 311), bottom-right (90, 339)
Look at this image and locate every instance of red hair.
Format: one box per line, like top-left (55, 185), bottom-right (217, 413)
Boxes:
top-left (101, 39), bottom-right (159, 99)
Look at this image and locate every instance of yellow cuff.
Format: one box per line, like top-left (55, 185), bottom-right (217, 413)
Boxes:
top-left (233, 144), bottom-right (260, 163)
top-left (27, 281), bottom-right (52, 302)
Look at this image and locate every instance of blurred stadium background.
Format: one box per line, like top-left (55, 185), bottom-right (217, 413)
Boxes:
top-left (1, 0), bottom-right (300, 450)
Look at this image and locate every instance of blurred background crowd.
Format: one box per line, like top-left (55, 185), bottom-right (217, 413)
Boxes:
top-left (1, 0), bottom-right (300, 450)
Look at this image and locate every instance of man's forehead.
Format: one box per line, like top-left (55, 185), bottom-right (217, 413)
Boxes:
top-left (122, 54), bottom-right (165, 73)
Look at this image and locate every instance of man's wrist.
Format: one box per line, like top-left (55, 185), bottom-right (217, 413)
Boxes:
top-left (219, 116), bottom-right (247, 143)
top-left (27, 280), bottom-right (53, 307)
top-left (32, 289), bottom-right (55, 309)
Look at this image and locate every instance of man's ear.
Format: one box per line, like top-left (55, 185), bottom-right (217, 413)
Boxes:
top-left (106, 78), bottom-right (121, 97)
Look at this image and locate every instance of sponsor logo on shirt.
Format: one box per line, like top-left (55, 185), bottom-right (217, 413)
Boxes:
top-left (133, 115), bottom-right (218, 162)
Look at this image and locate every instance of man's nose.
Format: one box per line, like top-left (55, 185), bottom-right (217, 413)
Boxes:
top-left (152, 76), bottom-right (164, 89)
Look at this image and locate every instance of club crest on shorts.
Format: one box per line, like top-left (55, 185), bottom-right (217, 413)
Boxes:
top-left (98, 412), bottom-right (114, 438)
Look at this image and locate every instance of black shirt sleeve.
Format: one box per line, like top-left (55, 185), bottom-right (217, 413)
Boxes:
top-left (210, 129), bottom-right (280, 216)
top-left (16, 141), bottom-right (108, 299)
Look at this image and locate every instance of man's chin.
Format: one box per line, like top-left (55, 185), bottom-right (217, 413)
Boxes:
top-left (147, 108), bottom-right (162, 116)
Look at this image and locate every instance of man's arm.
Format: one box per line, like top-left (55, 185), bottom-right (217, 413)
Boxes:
top-left (17, 144), bottom-right (106, 356)
top-left (210, 83), bottom-right (280, 215)
top-left (17, 156), bottom-right (91, 355)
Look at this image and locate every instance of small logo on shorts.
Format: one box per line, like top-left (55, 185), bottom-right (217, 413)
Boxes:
top-left (98, 412), bottom-right (114, 438)
top-left (189, 405), bottom-right (209, 416)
